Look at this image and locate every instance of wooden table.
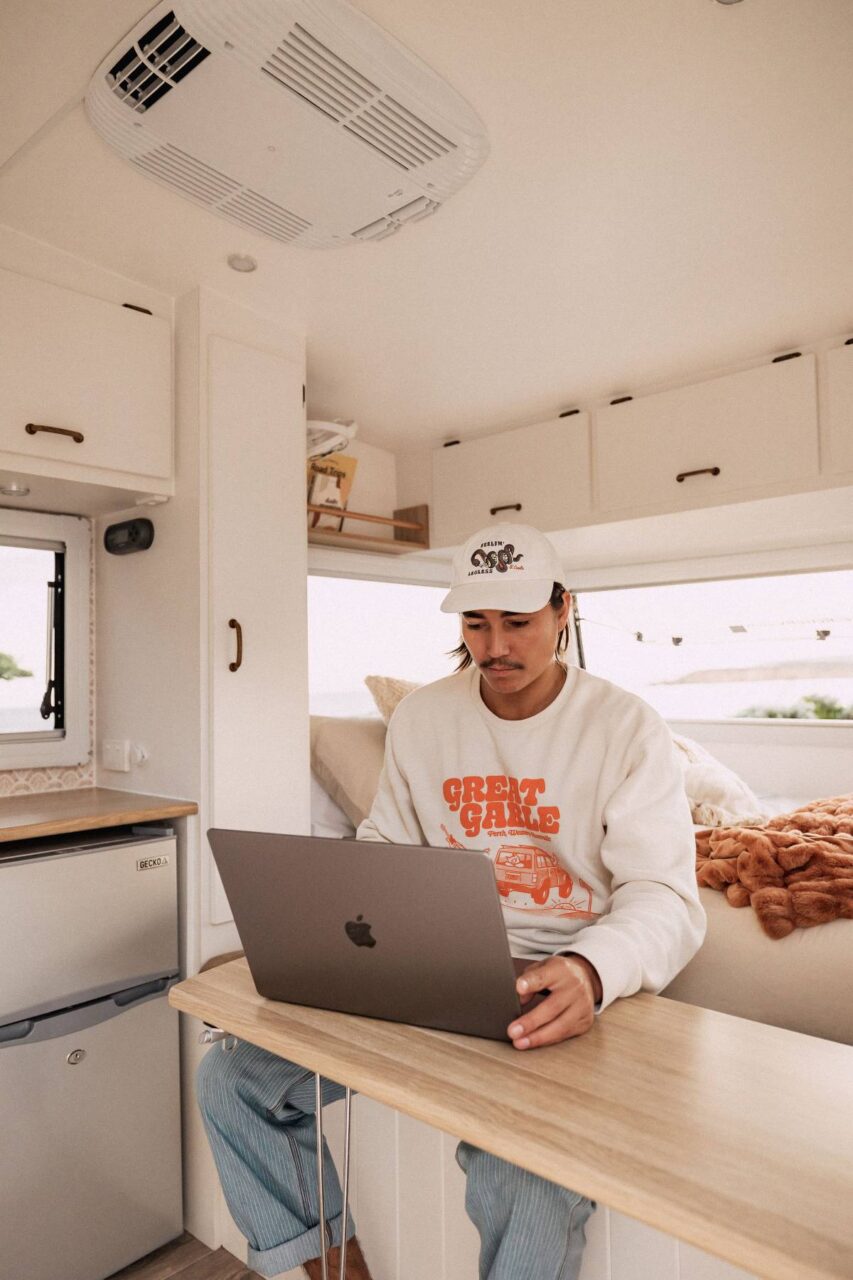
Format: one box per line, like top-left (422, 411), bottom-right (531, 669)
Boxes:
top-left (0, 787), bottom-right (197, 843)
top-left (170, 958), bottom-right (853, 1280)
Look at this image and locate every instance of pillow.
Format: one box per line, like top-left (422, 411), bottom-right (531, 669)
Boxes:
top-left (364, 674), bottom-right (420, 724)
top-left (310, 770), bottom-right (357, 838)
top-left (671, 732), bottom-right (767, 826)
top-left (309, 715), bottom-right (388, 828)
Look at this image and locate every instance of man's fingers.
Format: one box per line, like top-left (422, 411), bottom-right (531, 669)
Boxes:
top-left (508, 990), bottom-right (587, 1046)
top-left (509, 1000), bottom-right (593, 1050)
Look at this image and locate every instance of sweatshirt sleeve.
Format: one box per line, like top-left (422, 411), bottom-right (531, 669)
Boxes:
top-left (356, 713), bottom-right (426, 845)
top-left (563, 719), bottom-right (706, 1011)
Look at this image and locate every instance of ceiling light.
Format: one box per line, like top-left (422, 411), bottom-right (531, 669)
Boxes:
top-left (227, 253), bottom-right (258, 273)
top-left (0, 482), bottom-right (31, 497)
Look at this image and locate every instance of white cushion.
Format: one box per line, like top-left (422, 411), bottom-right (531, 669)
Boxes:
top-left (662, 888), bottom-right (853, 1046)
top-left (310, 770), bottom-right (356, 838)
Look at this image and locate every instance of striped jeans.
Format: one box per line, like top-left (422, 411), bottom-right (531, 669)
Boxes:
top-left (197, 1039), bottom-right (594, 1279)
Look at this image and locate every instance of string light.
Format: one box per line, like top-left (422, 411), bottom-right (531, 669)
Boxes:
top-left (576, 614), bottom-right (853, 648)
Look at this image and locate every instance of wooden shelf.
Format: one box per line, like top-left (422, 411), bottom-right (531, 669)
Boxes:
top-left (307, 503), bottom-right (429, 554)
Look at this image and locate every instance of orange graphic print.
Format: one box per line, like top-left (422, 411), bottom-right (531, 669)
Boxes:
top-left (440, 824), bottom-right (465, 850)
top-left (495, 846), bottom-right (598, 918)
top-left (441, 773), bottom-right (600, 919)
top-left (442, 774), bottom-right (560, 839)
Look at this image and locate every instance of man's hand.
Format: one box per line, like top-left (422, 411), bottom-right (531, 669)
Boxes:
top-left (507, 955), bottom-right (602, 1050)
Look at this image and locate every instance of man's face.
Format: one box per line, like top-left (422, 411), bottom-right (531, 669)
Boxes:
top-left (460, 594), bottom-right (570, 701)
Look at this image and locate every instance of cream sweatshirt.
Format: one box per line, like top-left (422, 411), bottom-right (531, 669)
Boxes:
top-left (357, 664), bottom-right (705, 1010)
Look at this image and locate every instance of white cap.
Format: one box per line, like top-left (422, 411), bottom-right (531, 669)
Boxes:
top-left (440, 523), bottom-right (565, 614)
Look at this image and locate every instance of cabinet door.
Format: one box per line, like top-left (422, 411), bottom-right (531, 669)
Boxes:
top-left (208, 336), bottom-right (309, 923)
top-left (595, 356), bottom-right (819, 515)
top-left (0, 268), bottom-right (171, 479)
top-left (824, 343), bottom-right (853, 476)
top-left (431, 415), bottom-right (591, 548)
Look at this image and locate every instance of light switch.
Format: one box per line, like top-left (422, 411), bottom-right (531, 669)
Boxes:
top-left (102, 738), bottom-right (131, 772)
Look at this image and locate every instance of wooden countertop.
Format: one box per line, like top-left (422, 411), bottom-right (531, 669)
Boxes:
top-left (172, 958), bottom-right (853, 1280)
top-left (0, 787), bottom-right (197, 842)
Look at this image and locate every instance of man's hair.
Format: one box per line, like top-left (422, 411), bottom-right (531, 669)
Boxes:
top-left (448, 583), bottom-right (571, 672)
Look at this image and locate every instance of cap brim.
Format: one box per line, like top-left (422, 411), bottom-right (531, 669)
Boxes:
top-left (440, 578), bottom-right (555, 614)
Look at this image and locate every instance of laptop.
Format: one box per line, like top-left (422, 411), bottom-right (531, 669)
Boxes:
top-left (208, 829), bottom-right (522, 1040)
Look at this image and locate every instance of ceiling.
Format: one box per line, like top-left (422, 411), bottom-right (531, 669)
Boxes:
top-left (1, 0), bottom-right (852, 453)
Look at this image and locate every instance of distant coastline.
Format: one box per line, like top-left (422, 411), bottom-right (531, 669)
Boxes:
top-left (657, 659), bottom-right (853, 685)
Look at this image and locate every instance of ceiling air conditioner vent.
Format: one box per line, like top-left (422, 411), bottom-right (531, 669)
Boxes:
top-left (87, 0), bottom-right (489, 249)
top-left (219, 189), bottom-right (312, 243)
top-left (262, 24), bottom-right (378, 122)
top-left (352, 195), bottom-right (439, 241)
top-left (108, 11), bottom-right (210, 114)
top-left (345, 98), bottom-right (455, 171)
top-left (131, 142), bottom-right (240, 204)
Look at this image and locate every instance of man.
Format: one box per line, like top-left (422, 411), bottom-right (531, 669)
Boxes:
top-left (197, 522), bottom-right (705, 1280)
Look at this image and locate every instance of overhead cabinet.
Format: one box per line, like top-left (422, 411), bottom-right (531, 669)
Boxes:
top-left (431, 414), bottom-right (592, 548)
top-left (594, 356), bottom-right (819, 516)
top-left (824, 343), bottom-right (853, 477)
top-left (0, 267), bottom-right (172, 489)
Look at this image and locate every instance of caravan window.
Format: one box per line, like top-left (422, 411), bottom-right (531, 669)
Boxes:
top-left (308, 575), bottom-right (459, 716)
top-left (574, 568), bottom-right (853, 722)
top-left (0, 510), bottom-right (91, 768)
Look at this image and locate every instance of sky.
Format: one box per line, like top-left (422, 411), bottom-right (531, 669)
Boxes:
top-left (0, 544), bottom-right (54, 730)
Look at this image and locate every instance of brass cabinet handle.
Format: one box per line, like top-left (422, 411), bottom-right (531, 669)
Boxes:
top-left (489, 502), bottom-right (522, 515)
top-left (676, 466), bottom-right (720, 483)
top-left (26, 422), bottom-right (85, 444)
top-left (228, 619), bottom-right (243, 672)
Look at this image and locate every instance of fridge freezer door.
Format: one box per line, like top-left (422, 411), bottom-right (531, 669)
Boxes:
top-left (0, 836), bottom-right (178, 1022)
top-left (0, 988), bottom-right (182, 1280)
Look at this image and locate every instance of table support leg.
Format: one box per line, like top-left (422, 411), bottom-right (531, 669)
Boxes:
top-left (315, 1077), bottom-right (354, 1280)
top-left (339, 1087), bottom-right (352, 1280)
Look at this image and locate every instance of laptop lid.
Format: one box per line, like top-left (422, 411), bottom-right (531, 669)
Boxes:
top-left (208, 829), bottom-right (522, 1040)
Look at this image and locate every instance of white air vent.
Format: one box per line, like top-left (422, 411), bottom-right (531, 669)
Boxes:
top-left (86, 0), bottom-right (488, 250)
top-left (262, 23), bottom-right (377, 121)
top-left (107, 11), bottom-right (210, 113)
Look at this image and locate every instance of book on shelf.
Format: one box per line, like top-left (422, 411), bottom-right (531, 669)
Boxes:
top-left (306, 453), bottom-right (359, 532)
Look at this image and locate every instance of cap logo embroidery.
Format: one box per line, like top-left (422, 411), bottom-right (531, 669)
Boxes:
top-left (469, 542), bottom-right (523, 574)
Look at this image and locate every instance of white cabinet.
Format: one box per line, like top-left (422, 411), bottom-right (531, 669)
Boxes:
top-left (824, 343), bottom-right (853, 477)
top-left (431, 414), bottom-right (592, 548)
top-left (0, 267), bottom-right (172, 488)
top-left (207, 335), bottom-right (308, 924)
top-left (595, 356), bottom-right (819, 516)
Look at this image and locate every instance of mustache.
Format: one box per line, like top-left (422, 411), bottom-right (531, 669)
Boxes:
top-left (481, 659), bottom-right (523, 670)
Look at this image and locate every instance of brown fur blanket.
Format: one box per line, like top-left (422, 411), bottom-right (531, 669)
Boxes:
top-left (695, 795), bottom-right (853, 939)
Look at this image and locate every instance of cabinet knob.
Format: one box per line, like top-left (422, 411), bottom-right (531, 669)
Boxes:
top-left (676, 466), bottom-right (720, 483)
top-left (228, 618), bottom-right (243, 672)
top-left (25, 422), bottom-right (85, 444)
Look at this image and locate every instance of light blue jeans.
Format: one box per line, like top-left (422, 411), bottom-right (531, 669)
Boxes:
top-left (197, 1039), bottom-right (594, 1279)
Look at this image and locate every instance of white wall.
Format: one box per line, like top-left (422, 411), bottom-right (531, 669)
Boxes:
top-left (335, 437), bottom-right (399, 542)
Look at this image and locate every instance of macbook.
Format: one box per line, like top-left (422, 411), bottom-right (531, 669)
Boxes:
top-left (208, 829), bottom-right (522, 1040)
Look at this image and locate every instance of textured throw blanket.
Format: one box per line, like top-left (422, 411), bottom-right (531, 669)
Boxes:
top-left (696, 795), bottom-right (853, 939)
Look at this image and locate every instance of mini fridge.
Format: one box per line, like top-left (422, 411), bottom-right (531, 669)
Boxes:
top-left (0, 826), bottom-right (183, 1280)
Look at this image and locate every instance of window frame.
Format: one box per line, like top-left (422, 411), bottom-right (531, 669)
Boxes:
top-left (0, 508), bottom-right (91, 769)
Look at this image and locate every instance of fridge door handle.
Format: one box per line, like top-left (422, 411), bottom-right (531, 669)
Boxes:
top-left (0, 1019), bottom-right (34, 1044)
top-left (114, 976), bottom-right (171, 1007)
top-left (0, 975), bottom-right (178, 1048)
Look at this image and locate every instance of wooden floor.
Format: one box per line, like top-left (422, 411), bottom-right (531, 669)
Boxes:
top-left (109, 1232), bottom-right (265, 1280)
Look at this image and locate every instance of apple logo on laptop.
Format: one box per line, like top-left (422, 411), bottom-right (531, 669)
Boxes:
top-left (345, 914), bottom-right (376, 948)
